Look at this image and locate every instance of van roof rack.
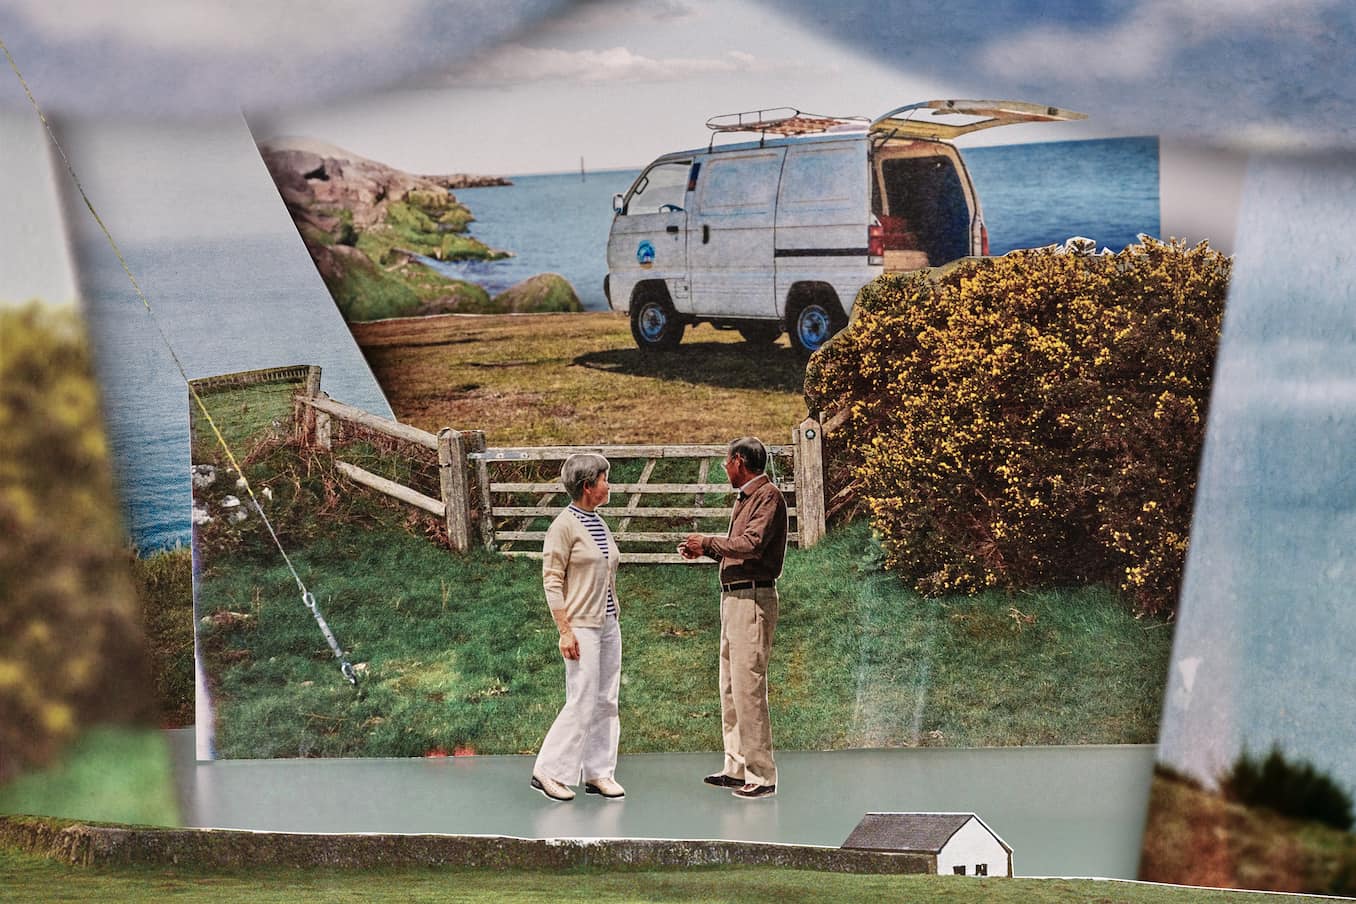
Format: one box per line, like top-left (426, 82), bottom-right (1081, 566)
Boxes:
top-left (705, 107), bottom-right (869, 142)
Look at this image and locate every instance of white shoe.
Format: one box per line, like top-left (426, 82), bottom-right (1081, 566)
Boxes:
top-left (584, 776), bottom-right (625, 799)
top-left (531, 774), bottom-right (575, 801)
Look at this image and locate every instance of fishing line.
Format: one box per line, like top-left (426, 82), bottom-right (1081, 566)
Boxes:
top-left (2, 35), bottom-right (358, 687)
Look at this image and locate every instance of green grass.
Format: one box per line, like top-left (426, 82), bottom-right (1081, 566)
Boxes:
top-left (0, 849), bottom-right (1324, 903)
top-left (350, 312), bottom-right (810, 445)
top-left (197, 510), bottom-right (1171, 758)
top-left (0, 727), bottom-right (179, 826)
top-left (134, 548), bottom-right (195, 727)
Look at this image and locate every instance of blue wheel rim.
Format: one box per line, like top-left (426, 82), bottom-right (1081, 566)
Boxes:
top-left (639, 303), bottom-right (668, 341)
top-left (797, 305), bottom-right (831, 350)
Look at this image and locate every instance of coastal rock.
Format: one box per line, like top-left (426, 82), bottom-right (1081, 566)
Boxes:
top-left (259, 138), bottom-right (509, 230)
top-left (491, 273), bottom-right (583, 313)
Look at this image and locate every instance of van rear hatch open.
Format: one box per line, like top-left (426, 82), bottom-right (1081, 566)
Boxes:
top-left (869, 100), bottom-right (1086, 269)
top-left (869, 99), bottom-right (1086, 142)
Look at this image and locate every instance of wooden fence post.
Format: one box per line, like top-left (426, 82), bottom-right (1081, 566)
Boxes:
top-left (467, 430), bottom-right (495, 549)
top-left (293, 365), bottom-right (322, 446)
top-left (793, 416), bottom-right (826, 548)
top-left (438, 428), bottom-right (472, 553)
top-left (315, 393), bottom-right (332, 451)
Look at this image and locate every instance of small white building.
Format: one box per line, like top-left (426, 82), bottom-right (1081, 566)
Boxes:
top-left (841, 812), bottom-right (1013, 877)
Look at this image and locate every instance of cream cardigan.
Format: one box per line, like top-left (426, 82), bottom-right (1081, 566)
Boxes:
top-left (542, 507), bottom-right (621, 628)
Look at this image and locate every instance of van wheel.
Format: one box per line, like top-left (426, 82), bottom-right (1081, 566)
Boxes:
top-left (788, 298), bottom-right (846, 357)
top-left (630, 294), bottom-right (685, 350)
top-left (737, 322), bottom-right (781, 346)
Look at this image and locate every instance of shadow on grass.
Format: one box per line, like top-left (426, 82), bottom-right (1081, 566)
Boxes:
top-left (572, 341), bottom-right (807, 392)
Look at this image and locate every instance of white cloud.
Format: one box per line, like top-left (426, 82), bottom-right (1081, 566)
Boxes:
top-left (2, 0), bottom-right (428, 56)
top-left (980, 0), bottom-right (1329, 83)
top-left (458, 44), bottom-right (774, 85)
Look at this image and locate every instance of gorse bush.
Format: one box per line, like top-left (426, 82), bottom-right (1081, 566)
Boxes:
top-left (805, 238), bottom-right (1229, 615)
top-left (0, 303), bottom-right (154, 782)
top-left (1220, 745), bottom-right (1355, 831)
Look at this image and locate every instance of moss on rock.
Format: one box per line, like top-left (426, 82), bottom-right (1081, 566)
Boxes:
top-left (491, 273), bottom-right (583, 313)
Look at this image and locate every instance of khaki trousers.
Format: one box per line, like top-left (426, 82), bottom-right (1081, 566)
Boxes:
top-left (718, 585), bottom-right (778, 787)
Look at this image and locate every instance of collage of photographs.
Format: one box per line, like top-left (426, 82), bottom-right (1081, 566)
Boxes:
top-left (3, 0), bottom-right (1356, 900)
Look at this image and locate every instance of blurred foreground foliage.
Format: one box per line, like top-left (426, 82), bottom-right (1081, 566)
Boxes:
top-left (1221, 746), bottom-right (1355, 832)
top-left (807, 238), bottom-right (1229, 616)
top-left (0, 302), bottom-right (154, 783)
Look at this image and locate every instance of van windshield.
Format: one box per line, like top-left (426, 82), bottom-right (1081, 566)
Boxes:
top-left (626, 162), bottom-right (690, 214)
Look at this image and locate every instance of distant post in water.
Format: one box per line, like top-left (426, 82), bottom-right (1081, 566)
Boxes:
top-left (438, 428), bottom-right (472, 553)
top-left (793, 416), bottom-right (826, 547)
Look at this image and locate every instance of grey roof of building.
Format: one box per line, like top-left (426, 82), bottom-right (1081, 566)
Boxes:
top-left (841, 812), bottom-right (1011, 854)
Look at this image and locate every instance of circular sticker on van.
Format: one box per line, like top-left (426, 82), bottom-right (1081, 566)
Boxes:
top-left (636, 240), bottom-right (656, 268)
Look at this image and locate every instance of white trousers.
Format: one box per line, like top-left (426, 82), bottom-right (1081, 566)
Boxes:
top-left (534, 614), bottom-right (622, 785)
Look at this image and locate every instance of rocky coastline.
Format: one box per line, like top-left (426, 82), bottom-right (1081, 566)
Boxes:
top-left (259, 138), bottom-right (579, 321)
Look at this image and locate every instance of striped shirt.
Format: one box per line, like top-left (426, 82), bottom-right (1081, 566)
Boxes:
top-left (569, 504), bottom-right (617, 617)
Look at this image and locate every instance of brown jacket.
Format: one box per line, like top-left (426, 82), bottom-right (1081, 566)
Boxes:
top-left (701, 474), bottom-right (788, 583)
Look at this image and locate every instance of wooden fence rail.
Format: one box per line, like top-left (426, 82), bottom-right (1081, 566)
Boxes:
top-left (293, 367), bottom-right (826, 563)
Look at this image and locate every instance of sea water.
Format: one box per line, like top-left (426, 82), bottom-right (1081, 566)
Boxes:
top-left (77, 232), bottom-right (391, 552)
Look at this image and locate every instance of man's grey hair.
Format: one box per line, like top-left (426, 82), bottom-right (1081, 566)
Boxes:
top-left (728, 436), bottom-right (767, 473)
top-left (560, 452), bottom-right (611, 501)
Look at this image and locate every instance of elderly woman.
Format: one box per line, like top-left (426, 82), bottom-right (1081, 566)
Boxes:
top-left (530, 452), bottom-right (625, 802)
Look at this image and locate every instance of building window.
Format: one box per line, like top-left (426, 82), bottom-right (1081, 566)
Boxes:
top-left (953, 866), bottom-right (966, 875)
top-left (975, 863), bottom-right (988, 876)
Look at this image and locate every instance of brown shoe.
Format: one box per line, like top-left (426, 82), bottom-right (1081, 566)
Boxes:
top-left (703, 772), bottom-right (744, 788)
top-left (732, 783), bottom-right (776, 800)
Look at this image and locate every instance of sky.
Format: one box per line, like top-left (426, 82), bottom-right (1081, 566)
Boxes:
top-left (248, 0), bottom-right (1118, 177)
top-left (4, 0), bottom-right (1356, 151)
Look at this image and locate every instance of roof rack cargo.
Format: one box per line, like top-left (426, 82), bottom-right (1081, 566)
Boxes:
top-left (705, 107), bottom-right (869, 148)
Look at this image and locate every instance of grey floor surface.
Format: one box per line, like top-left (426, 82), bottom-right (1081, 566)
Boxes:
top-left (168, 731), bottom-right (1155, 879)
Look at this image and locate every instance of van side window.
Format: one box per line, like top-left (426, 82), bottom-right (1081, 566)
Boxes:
top-left (624, 162), bottom-right (690, 214)
top-left (698, 153), bottom-right (781, 214)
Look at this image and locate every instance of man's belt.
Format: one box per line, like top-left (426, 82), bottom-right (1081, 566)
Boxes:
top-left (721, 579), bottom-right (776, 592)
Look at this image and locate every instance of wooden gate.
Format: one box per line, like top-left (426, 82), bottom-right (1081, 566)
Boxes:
top-left (294, 366), bottom-right (826, 563)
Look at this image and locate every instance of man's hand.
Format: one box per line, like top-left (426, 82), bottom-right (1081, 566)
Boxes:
top-left (680, 534), bottom-right (705, 559)
top-left (558, 628), bottom-right (580, 660)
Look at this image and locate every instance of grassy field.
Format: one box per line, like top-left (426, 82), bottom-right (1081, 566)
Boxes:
top-left (0, 848), bottom-right (1326, 904)
top-left (1140, 769), bottom-right (1356, 896)
top-left (196, 500), bottom-right (1171, 758)
top-left (0, 727), bottom-right (179, 826)
top-left (350, 312), bottom-right (812, 445)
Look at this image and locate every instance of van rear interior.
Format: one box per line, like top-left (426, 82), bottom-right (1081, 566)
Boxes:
top-left (871, 142), bottom-right (972, 271)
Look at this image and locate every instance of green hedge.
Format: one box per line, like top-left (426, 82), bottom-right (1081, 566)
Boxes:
top-left (806, 238), bottom-right (1229, 615)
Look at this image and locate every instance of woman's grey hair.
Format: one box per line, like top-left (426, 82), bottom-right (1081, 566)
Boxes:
top-left (560, 452), bottom-right (611, 501)
top-left (728, 436), bottom-right (767, 473)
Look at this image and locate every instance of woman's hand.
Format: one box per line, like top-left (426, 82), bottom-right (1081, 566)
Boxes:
top-left (558, 628), bottom-right (580, 660)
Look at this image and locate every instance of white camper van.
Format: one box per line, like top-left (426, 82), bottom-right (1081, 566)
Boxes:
top-left (605, 100), bottom-right (1084, 355)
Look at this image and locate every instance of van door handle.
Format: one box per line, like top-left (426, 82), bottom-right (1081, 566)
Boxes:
top-left (702, 224), bottom-right (710, 244)
top-left (666, 225), bottom-right (679, 234)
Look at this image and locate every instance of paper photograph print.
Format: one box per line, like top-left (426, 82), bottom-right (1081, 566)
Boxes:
top-left (1139, 156), bottom-right (1356, 897)
top-left (167, 0), bottom-right (1249, 765)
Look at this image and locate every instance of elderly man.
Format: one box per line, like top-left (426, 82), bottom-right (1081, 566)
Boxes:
top-left (680, 436), bottom-right (788, 800)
